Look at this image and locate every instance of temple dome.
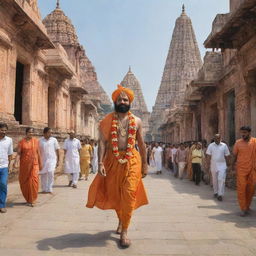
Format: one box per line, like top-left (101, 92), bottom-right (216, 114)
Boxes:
top-left (43, 2), bottom-right (79, 46)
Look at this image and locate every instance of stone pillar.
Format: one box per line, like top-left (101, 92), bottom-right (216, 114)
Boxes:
top-left (22, 65), bottom-right (33, 125)
top-left (250, 86), bottom-right (256, 137)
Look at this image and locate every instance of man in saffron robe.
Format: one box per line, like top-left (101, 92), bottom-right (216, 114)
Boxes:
top-left (233, 126), bottom-right (256, 217)
top-left (86, 85), bottom-right (148, 248)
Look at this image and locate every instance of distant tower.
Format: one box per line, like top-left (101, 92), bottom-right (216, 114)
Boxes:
top-left (150, 6), bottom-right (202, 140)
top-left (121, 67), bottom-right (150, 139)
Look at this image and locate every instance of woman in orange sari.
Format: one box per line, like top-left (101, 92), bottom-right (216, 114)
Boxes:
top-left (15, 127), bottom-right (42, 207)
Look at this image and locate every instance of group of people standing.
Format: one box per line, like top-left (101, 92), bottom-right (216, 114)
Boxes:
top-left (0, 123), bottom-right (98, 213)
top-left (147, 126), bottom-right (256, 216)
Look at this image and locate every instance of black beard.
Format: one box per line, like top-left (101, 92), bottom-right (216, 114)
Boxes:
top-left (114, 103), bottom-right (130, 113)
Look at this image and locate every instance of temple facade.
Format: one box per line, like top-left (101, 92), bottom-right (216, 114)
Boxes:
top-left (120, 67), bottom-right (150, 139)
top-left (150, 6), bottom-right (202, 141)
top-left (0, 0), bottom-right (111, 145)
top-left (159, 0), bottom-right (256, 150)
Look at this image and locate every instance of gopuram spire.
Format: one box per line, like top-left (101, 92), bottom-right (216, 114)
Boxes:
top-left (56, 0), bottom-right (60, 9)
top-left (150, 7), bottom-right (202, 141)
top-left (121, 67), bottom-right (150, 138)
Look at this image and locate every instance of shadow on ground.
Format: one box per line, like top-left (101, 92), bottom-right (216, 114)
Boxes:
top-left (36, 231), bottom-right (120, 251)
top-left (148, 167), bottom-right (256, 228)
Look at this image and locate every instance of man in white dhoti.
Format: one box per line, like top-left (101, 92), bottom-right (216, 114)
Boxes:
top-left (39, 127), bottom-right (60, 194)
top-left (152, 142), bottom-right (163, 175)
top-left (206, 134), bottom-right (230, 201)
top-left (91, 141), bottom-right (98, 174)
top-left (63, 131), bottom-right (81, 188)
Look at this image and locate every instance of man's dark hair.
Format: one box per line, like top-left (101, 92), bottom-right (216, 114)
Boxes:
top-left (25, 127), bottom-right (34, 134)
top-left (0, 123), bottom-right (8, 130)
top-left (240, 126), bottom-right (251, 132)
top-left (43, 127), bottom-right (51, 134)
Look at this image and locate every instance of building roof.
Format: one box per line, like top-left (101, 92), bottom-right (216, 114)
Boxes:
top-left (204, 0), bottom-right (256, 49)
top-left (43, 0), bottom-right (79, 46)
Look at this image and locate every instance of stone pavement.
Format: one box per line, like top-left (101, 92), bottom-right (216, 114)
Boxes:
top-left (1, 168), bottom-right (256, 256)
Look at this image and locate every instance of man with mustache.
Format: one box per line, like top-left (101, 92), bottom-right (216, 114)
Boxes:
top-left (86, 85), bottom-right (148, 248)
top-left (233, 126), bottom-right (256, 217)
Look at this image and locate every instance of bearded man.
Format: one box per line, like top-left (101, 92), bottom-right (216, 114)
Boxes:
top-left (233, 126), bottom-right (256, 217)
top-left (86, 85), bottom-right (148, 248)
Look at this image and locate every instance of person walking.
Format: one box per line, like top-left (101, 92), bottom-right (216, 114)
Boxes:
top-left (63, 131), bottom-right (81, 188)
top-left (233, 126), bottom-right (256, 216)
top-left (175, 143), bottom-right (187, 179)
top-left (91, 141), bottom-right (98, 174)
top-left (0, 123), bottom-right (13, 213)
top-left (39, 127), bottom-right (60, 194)
top-left (80, 138), bottom-right (93, 180)
top-left (86, 85), bottom-right (148, 248)
top-left (15, 127), bottom-right (42, 207)
top-left (191, 142), bottom-right (204, 185)
top-left (206, 134), bottom-right (230, 201)
top-left (152, 142), bottom-right (163, 175)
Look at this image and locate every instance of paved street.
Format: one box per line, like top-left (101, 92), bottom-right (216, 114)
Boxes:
top-left (1, 168), bottom-right (256, 256)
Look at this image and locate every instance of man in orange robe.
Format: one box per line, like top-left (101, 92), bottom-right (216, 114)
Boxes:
top-left (86, 85), bottom-right (148, 248)
top-left (233, 126), bottom-right (256, 217)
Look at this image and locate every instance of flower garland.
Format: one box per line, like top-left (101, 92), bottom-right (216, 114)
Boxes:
top-left (111, 112), bottom-right (136, 164)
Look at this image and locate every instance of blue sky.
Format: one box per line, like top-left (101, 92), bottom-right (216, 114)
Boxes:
top-left (38, 0), bottom-right (229, 111)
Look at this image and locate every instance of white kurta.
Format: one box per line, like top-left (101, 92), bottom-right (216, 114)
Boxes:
top-left (153, 146), bottom-right (163, 171)
top-left (206, 142), bottom-right (230, 196)
top-left (39, 137), bottom-right (60, 174)
top-left (64, 138), bottom-right (81, 174)
top-left (92, 145), bottom-right (98, 173)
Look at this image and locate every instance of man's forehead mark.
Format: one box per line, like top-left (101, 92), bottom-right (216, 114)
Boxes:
top-left (117, 91), bottom-right (129, 100)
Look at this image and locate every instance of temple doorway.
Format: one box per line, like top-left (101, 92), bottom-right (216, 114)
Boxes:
top-left (226, 90), bottom-right (236, 146)
top-left (14, 62), bottom-right (24, 123)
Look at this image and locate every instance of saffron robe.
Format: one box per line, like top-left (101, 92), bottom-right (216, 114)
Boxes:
top-left (18, 138), bottom-right (39, 204)
top-left (233, 137), bottom-right (256, 211)
top-left (86, 113), bottom-right (148, 229)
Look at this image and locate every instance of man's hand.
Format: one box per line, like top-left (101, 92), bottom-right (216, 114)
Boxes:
top-left (98, 163), bottom-right (106, 177)
top-left (141, 163), bottom-right (148, 178)
top-left (229, 164), bottom-right (236, 175)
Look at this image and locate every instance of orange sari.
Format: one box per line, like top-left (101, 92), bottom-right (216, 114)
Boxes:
top-left (18, 137), bottom-right (39, 204)
top-left (86, 113), bottom-right (148, 229)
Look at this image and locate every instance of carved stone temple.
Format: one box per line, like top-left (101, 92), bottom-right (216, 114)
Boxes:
top-left (157, 0), bottom-right (256, 157)
top-left (150, 6), bottom-right (202, 141)
top-left (0, 0), bottom-right (111, 145)
top-left (120, 67), bottom-right (150, 139)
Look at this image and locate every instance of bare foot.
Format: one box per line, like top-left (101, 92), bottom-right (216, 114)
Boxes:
top-left (120, 231), bottom-right (131, 248)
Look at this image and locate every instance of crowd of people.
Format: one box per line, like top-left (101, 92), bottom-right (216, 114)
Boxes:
top-left (146, 126), bottom-right (256, 217)
top-left (0, 121), bottom-right (256, 221)
top-left (0, 123), bottom-right (98, 212)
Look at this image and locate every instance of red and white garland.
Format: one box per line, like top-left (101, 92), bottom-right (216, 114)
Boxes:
top-left (111, 112), bottom-right (136, 164)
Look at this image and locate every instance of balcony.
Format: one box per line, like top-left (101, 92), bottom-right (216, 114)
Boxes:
top-left (204, 0), bottom-right (256, 49)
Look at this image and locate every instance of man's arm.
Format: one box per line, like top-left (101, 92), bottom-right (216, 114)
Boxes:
top-left (98, 131), bottom-right (107, 176)
top-left (136, 118), bottom-right (148, 178)
top-left (224, 145), bottom-right (231, 167)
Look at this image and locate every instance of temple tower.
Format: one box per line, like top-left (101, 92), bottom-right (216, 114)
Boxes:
top-left (43, 1), bottom-right (112, 113)
top-left (121, 67), bottom-right (150, 138)
top-left (150, 5), bottom-right (202, 141)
